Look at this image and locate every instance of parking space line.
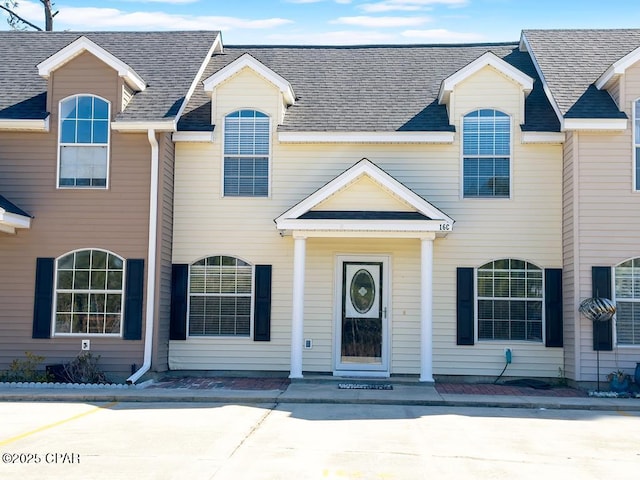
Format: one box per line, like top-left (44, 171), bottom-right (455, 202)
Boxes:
top-left (0, 401), bottom-right (118, 447)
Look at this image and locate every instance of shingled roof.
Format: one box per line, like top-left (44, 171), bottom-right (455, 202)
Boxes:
top-left (0, 31), bottom-right (219, 123)
top-left (522, 29), bottom-right (640, 119)
top-left (179, 42), bottom-right (559, 133)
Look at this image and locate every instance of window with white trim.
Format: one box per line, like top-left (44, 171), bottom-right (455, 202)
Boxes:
top-left (188, 256), bottom-right (252, 336)
top-left (223, 110), bottom-right (269, 197)
top-left (54, 249), bottom-right (124, 335)
top-left (477, 259), bottom-right (543, 342)
top-left (463, 109), bottom-right (510, 198)
top-left (614, 258), bottom-right (640, 345)
top-left (58, 95), bottom-right (110, 188)
top-left (634, 100), bottom-right (639, 191)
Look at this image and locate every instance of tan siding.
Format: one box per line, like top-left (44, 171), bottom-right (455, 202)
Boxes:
top-left (152, 133), bottom-right (175, 372)
top-left (575, 128), bottom-right (640, 380)
top-left (170, 58), bottom-right (564, 377)
top-left (0, 53), bottom-right (151, 381)
top-left (562, 132), bottom-right (577, 380)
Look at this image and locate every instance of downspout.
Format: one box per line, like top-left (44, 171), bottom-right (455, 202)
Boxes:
top-left (127, 128), bottom-right (159, 384)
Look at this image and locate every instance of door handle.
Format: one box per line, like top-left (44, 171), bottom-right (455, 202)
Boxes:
top-left (383, 307), bottom-right (387, 319)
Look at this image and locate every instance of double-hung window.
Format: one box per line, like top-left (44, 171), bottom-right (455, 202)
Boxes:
top-left (223, 110), bottom-right (269, 197)
top-left (477, 259), bottom-right (543, 342)
top-left (54, 249), bottom-right (124, 335)
top-left (614, 258), bottom-right (640, 345)
top-left (58, 95), bottom-right (110, 188)
top-left (463, 109), bottom-right (510, 198)
top-left (188, 256), bottom-right (252, 336)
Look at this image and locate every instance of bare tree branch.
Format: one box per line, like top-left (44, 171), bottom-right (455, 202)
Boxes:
top-left (0, 2), bottom-right (43, 31)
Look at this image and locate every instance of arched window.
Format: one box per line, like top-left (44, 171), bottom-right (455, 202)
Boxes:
top-left (188, 256), bottom-right (252, 336)
top-left (54, 249), bottom-right (124, 335)
top-left (614, 258), bottom-right (640, 345)
top-left (223, 110), bottom-right (269, 197)
top-left (462, 109), bottom-right (510, 198)
top-left (58, 95), bottom-right (110, 188)
top-left (477, 259), bottom-right (543, 341)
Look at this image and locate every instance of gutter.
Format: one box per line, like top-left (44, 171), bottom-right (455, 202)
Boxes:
top-left (127, 129), bottom-right (159, 384)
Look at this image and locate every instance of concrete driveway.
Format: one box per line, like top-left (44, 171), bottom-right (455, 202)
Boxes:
top-left (1, 401), bottom-right (639, 480)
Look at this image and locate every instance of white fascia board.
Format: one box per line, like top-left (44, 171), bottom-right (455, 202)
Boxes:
top-left (0, 116), bottom-right (50, 132)
top-left (278, 131), bottom-right (455, 144)
top-left (520, 131), bottom-right (565, 144)
top-left (275, 159), bottom-right (454, 226)
top-left (174, 33), bottom-right (223, 126)
top-left (37, 36), bottom-right (146, 92)
top-left (596, 46), bottom-right (640, 90)
top-left (172, 131), bottom-right (214, 142)
top-left (111, 120), bottom-right (176, 132)
top-left (438, 51), bottom-right (533, 104)
top-left (279, 219), bottom-right (451, 233)
top-left (288, 229), bottom-right (444, 239)
top-left (0, 211), bottom-right (32, 230)
top-left (203, 53), bottom-right (295, 105)
top-left (562, 118), bottom-right (628, 131)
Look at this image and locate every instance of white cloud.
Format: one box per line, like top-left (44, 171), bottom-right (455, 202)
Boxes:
top-left (116, 0), bottom-right (200, 4)
top-left (51, 6), bottom-right (292, 31)
top-left (332, 15), bottom-right (430, 28)
top-left (266, 29), bottom-right (399, 45)
top-left (361, 0), bottom-right (468, 13)
top-left (401, 28), bottom-right (484, 42)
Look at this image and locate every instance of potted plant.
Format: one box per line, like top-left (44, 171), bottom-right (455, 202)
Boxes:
top-left (607, 370), bottom-right (630, 393)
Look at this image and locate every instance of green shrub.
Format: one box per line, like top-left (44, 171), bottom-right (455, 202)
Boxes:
top-left (0, 352), bottom-right (52, 383)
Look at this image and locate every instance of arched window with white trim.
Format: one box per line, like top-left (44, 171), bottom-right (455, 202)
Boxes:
top-left (54, 249), bottom-right (124, 335)
top-left (58, 94), bottom-right (110, 188)
top-left (462, 109), bottom-right (511, 198)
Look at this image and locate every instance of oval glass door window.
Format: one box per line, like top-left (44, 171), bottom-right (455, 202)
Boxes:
top-left (350, 269), bottom-right (376, 314)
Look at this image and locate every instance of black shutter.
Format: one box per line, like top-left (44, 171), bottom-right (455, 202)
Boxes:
top-left (253, 265), bottom-right (272, 341)
top-left (170, 264), bottom-right (188, 340)
top-left (544, 268), bottom-right (563, 347)
top-left (456, 267), bottom-right (474, 345)
top-left (123, 259), bottom-right (144, 340)
top-left (592, 266), bottom-right (613, 351)
top-left (32, 257), bottom-right (54, 339)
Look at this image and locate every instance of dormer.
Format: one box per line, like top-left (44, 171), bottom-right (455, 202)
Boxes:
top-left (438, 52), bottom-right (533, 128)
top-left (37, 36), bottom-right (147, 114)
top-left (596, 45), bottom-right (640, 111)
top-left (203, 53), bottom-right (295, 126)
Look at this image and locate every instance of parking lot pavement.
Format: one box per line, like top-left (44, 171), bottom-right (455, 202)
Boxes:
top-left (1, 401), bottom-right (639, 480)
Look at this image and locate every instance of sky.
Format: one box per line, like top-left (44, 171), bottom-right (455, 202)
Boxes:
top-left (2, 0), bottom-right (640, 45)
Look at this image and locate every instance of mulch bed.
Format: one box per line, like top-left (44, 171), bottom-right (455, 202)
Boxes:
top-left (435, 383), bottom-right (587, 397)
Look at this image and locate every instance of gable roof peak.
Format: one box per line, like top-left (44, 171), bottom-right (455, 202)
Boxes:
top-left (37, 35), bottom-right (146, 92)
top-left (203, 52), bottom-right (295, 106)
top-left (438, 51), bottom-right (533, 104)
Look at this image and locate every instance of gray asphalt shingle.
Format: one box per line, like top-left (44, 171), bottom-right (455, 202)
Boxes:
top-left (179, 42), bottom-right (559, 133)
top-left (0, 195), bottom-right (31, 217)
top-left (0, 31), bottom-right (219, 122)
top-left (523, 29), bottom-right (640, 119)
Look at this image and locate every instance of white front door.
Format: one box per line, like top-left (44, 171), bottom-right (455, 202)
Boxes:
top-left (335, 256), bottom-right (389, 375)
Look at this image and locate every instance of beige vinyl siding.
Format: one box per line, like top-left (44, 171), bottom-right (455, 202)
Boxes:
top-left (0, 53), bottom-right (151, 381)
top-left (171, 62), bottom-right (563, 377)
top-left (152, 133), bottom-right (175, 371)
top-left (562, 132), bottom-right (577, 380)
top-left (573, 62), bottom-right (640, 381)
top-left (314, 176), bottom-right (415, 212)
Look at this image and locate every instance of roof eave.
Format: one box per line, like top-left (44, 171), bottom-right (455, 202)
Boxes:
top-left (0, 116), bottom-right (50, 132)
top-left (111, 119), bottom-right (177, 132)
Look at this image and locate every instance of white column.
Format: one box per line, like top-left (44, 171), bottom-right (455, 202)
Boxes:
top-left (290, 235), bottom-right (307, 379)
top-left (420, 235), bottom-right (435, 383)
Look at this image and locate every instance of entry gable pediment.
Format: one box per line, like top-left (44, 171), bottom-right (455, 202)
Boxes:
top-left (275, 159), bottom-right (453, 236)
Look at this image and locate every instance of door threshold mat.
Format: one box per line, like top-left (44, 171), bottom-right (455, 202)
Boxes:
top-left (338, 383), bottom-right (393, 390)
